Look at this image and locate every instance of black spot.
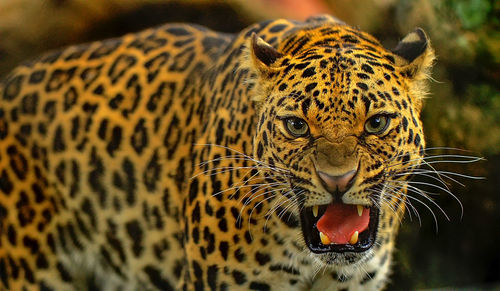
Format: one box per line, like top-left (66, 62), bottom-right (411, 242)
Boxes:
top-left (232, 270), bottom-right (247, 285)
top-left (109, 93), bottom-right (124, 110)
top-left (143, 265), bottom-right (175, 291)
top-left (402, 117), bottom-right (409, 131)
top-left (218, 218), bottom-right (228, 232)
top-left (80, 65), bottom-right (103, 89)
top-left (144, 52), bottom-right (170, 83)
top-left (88, 147), bottom-right (107, 206)
top-left (301, 67), bottom-right (316, 78)
top-left (108, 54), bottom-right (137, 84)
top-left (56, 262), bottom-right (72, 282)
top-left (63, 87), bottom-right (78, 112)
top-left (192, 260), bottom-right (204, 290)
top-left (106, 232), bottom-right (127, 263)
top-left (219, 241), bottom-right (229, 260)
top-left (341, 34), bottom-right (360, 43)
top-left (356, 82), bottom-right (368, 91)
top-left (301, 98), bottom-right (311, 116)
top-left (8, 146), bottom-right (28, 180)
top-left (166, 26), bottom-right (191, 36)
top-left (88, 39), bottom-right (122, 60)
top-left (106, 126), bottom-right (122, 156)
top-left (131, 118), bottom-right (148, 154)
top-left (0, 111), bottom-right (8, 140)
top-left (45, 67), bottom-right (77, 92)
top-left (244, 231), bottom-right (253, 244)
top-left (169, 46), bottom-right (195, 71)
top-left (234, 247), bottom-right (246, 262)
top-left (126, 220), bottom-right (144, 257)
top-left (7, 224), bottom-right (17, 245)
top-left (192, 202), bottom-right (201, 223)
top-left (256, 142), bottom-right (264, 158)
top-left (207, 265), bottom-right (218, 291)
top-left (29, 70), bottom-right (46, 84)
top-left (52, 126), bottom-right (66, 153)
top-left (0, 170), bottom-right (14, 195)
top-left (36, 253), bottom-right (49, 269)
top-left (269, 264), bottom-right (300, 275)
top-left (249, 281), bottom-right (270, 291)
top-left (81, 198), bottom-right (97, 229)
top-left (114, 158), bottom-right (137, 206)
top-left (357, 73), bottom-right (370, 79)
top-left (215, 119), bottom-right (225, 145)
top-left (143, 150), bottom-right (161, 192)
top-left (407, 129), bottom-right (414, 144)
top-left (382, 64), bottom-right (394, 71)
top-left (255, 251), bottom-right (270, 265)
top-left (402, 99), bottom-right (408, 109)
top-left (402, 154), bottom-right (410, 165)
top-left (21, 93), bottom-right (39, 115)
top-left (361, 64), bottom-right (374, 74)
top-left (3, 75), bottom-right (24, 101)
top-left (189, 178), bottom-right (199, 204)
top-left (93, 84), bottom-right (105, 95)
top-left (69, 160), bottom-right (80, 198)
top-left (414, 134), bottom-right (421, 147)
top-left (269, 24), bottom-right (287, 33)
top-left (305, 82), bottom-right (317, 92)
top-left (360, 271), bottom-right (377, 284)
top-left (97, 119), bottom-right (108, 140)
top-left (192, 226), bottom-right (200, 244)
top-left (278, 83), bottom-right (288, 91)
top-left (32, 183), bottom-right (45, 203)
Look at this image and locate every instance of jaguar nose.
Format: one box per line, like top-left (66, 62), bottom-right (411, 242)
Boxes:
top-left (317, 169), bottom-right (357, 195)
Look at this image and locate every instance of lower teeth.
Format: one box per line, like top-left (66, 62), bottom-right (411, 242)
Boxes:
top-left (318, 231), bottom-right (360, 245)
top-left (349, 231), bottom-right (359, 244)
top-left (319, 231), bottom-right (331, 245)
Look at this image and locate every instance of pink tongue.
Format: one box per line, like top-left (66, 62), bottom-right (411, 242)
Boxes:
top-left (316, 203), bottom-right (370, 244)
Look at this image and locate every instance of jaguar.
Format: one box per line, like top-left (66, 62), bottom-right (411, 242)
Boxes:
top-left (0, 15), bottom-right (435, 290)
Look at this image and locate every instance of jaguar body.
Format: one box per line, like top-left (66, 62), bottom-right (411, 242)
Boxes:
top-left (0, 15), bottom-right (434, 290)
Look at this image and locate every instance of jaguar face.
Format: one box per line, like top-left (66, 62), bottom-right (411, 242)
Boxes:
top-left (248, 26), bottom-right (433, 265)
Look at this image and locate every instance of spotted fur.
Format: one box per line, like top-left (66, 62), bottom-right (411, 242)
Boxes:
top-left (0, 15), bottom-right (434, 290)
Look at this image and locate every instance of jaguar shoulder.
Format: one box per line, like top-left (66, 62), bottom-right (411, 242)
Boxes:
top-left (0, 15), bottom-right (434, 290)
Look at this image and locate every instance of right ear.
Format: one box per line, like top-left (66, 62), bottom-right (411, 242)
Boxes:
top-left (249, 33), bottom-right (283, 74)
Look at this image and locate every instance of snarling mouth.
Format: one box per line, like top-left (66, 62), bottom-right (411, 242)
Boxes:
top-left (300, 202), bottom-right (379, 253)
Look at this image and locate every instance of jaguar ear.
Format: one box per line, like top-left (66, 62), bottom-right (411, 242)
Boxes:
top-left (249, 33), bottom-right (283, 73)
top-left (392, 28), bottom-right (435, 80)
top-left (392, 28), bottom-right (435, 108)
top-left (244, 33), bottom-right (285, 104)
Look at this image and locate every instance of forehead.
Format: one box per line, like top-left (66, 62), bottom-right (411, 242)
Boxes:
top-left (273, 46), bottom-right (407, 117)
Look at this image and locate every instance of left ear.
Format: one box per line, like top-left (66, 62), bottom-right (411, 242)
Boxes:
top-left (243, 33), bottom-right (285, 104)
top-left (392, 28), bottom-right (435, 108)
top-left (249, 33), bottom-right (284, 74)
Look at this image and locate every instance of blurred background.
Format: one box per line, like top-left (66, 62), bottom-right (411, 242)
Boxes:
top-left (0, 0), bottom-right (498, 289)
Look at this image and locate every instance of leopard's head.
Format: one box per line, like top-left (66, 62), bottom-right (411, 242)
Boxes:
top-left (246, 24), bottom-right (435, 266)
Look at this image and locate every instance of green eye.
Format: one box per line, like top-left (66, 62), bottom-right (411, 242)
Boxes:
top-left (365, 115), bottom-right (390, 134)
top-left (284, 117), bottom-right (309, 137)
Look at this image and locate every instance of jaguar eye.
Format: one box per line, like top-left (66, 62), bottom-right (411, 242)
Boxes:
top-left (365, 115), bottom-right (390, 134)
top-left (284, 117), bottom-right (309, 137)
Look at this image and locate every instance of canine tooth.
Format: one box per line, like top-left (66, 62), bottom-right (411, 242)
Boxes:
top-left (357, 205), bottom-right (363, 217)
top-left (319, 231), bottom-right (331, 245)
top-left (349, 231), bottom-right (359, 245)
top-left (312, 205), bottom-right (319, 217)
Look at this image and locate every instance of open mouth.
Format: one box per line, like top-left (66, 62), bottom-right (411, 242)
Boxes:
top-left (300, 202), bottom-right (380, 253)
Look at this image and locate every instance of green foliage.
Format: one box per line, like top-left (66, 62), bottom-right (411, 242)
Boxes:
top-left (450, 0), bottom-right (492, 29)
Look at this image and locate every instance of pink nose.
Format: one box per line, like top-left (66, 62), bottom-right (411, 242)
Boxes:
top-left (317, 170), bottom-right (356, 194)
